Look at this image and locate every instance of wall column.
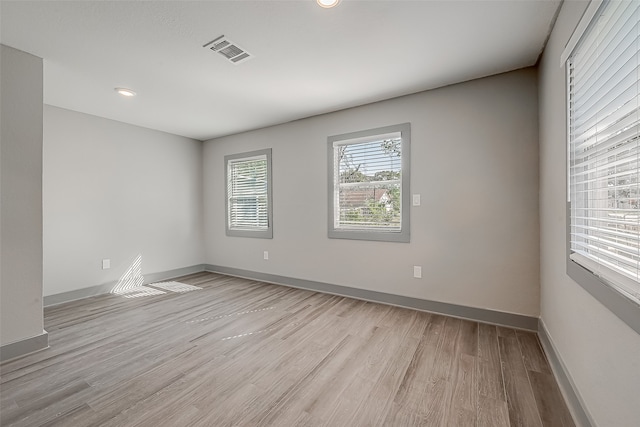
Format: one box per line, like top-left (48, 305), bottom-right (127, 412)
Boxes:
top-left (0, 44), bottom-right (47, 361)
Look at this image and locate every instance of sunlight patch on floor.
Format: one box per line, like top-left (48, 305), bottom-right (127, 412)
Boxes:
top-left (116, 286), bottom-right (166, 299)
top-left (150, 281), bottom-right (202, 293)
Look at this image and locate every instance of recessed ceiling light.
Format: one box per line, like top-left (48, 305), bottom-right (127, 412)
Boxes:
top-left (317, 0), bottom-right (340, 8)
top-left (115, 87), bottom-right (136, 97)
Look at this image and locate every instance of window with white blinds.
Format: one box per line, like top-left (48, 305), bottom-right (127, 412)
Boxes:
top-left (225, 149), bottom-right (272, 239)
top-left (328, 123), bottom-right (410, 242)
top-left (568, 0), bottom-right (640, 303)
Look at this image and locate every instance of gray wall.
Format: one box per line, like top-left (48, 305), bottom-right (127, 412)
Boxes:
top-left (43, 106), bottom-right (204, 297)
top-left (0, 45), bottom-right (45, 346)
top-left (539, 1), bottom-right (640, 425)
top-left (204, 68), bottom-right (540, 317)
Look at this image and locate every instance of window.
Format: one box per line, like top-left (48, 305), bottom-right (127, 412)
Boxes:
top-left (225, 149), bottom-right (272, 238)
top-left (328, 123), bottom-right (410, 242)
top-left (566, 0), bottom-right (640, 327)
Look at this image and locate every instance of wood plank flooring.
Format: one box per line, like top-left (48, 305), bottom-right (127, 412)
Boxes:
top-left (1, 272), bottom-right (575, 426)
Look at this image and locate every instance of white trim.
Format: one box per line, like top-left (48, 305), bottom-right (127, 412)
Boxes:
top-left (227, 153), bottom-right (266, 164)
top-left (332, 131), bottom-right (401, 147)
top-left (560, 0), bottom-right (604, 66)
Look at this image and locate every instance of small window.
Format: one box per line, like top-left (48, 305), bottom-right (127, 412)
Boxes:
top-left (566, 0), bottom-right (640, 327)
top-left (328, 123), bottom-right (410, 242)
top-left (225, 149), bottom-right (272, 238)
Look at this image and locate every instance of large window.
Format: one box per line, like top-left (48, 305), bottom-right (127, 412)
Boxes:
top-left (328, 123), bottom-right (410, 242)
top-left (225, 149), bottom-right (272, 238)
top-left (566, 0), bottom-right (640, 323)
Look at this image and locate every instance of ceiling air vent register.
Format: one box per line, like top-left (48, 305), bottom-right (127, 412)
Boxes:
top-left (203, 36), bottom-right (252, 64)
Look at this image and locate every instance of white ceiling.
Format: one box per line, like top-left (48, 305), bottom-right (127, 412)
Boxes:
top-left (0, 0), bottom-right (561, 141)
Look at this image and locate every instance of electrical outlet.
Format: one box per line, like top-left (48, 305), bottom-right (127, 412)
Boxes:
top-left (413, 266), bottom-right (422, 279)
top-left (102, 259), bottom-right (111, 270)
top-left (264, 251), bottom-right (269, 260)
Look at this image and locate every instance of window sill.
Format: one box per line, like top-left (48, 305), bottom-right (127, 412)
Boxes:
top-left (328, 228), bottom-right (409, 243)
top-left (566, 206), bottom-right (640, 335)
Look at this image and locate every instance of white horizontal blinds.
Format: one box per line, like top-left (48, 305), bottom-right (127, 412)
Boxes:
top-left (334, 132), bottom-right (402, 231)
top-left (227, 155), bottom-right (268, 230)
top-left (569, 0), bottom-right (640, 302)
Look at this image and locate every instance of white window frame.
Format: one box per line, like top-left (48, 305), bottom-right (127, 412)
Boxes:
top-left (564, 0), bottom-right (640, 334)
top-left (225, 148), bottom-right (273, 239)
top-left (327, 123), bottom-right (410, 243)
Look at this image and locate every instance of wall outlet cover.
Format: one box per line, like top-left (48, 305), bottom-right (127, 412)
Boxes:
top-left (413, 266), bottom-right (422, 278)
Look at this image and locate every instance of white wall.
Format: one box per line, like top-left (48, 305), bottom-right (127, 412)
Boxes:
top-left (0, 45), bottom-right (44, 346)
top-left (43, 106), bottom-right (204, 296)
top-left (204, 68), bottom-right (540, 317)
top-left (539, 2), bottom-right (640, 426)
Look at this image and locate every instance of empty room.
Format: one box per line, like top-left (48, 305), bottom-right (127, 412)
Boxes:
top-left (1, 0), bottom-right (638, 426)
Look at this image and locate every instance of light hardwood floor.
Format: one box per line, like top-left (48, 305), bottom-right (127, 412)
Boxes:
top-left (1, 272), bottom-right (574, 426)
